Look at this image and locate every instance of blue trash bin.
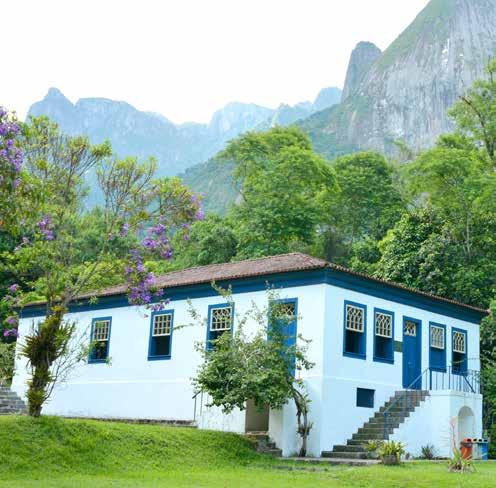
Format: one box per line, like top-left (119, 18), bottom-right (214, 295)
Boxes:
top-left (480, 440), bottom-right (489, 460)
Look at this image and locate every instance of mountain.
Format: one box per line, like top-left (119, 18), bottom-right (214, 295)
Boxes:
top-left (28, 89), bottom-right (275, 176)
top-left (257, 87), bottom-right (342, 130)
top-left (300, 0), bottom-right (496, 159)
top-left (341, 42), bottom-right (382, 101)
top-left (28, 87), bottom-right (341, 179)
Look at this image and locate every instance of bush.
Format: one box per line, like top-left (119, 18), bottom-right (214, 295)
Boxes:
top-left (448, 447), bottom-right (474, 473)
top-left (421, 444), bottom-right (436, 460)
top-left (378, 440), bottom-right (405, 465)
top-left (0, 342), bottom-right (15, 385)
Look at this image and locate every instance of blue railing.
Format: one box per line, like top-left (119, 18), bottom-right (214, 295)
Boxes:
top-left (383, 367), bottom-right (480, 438)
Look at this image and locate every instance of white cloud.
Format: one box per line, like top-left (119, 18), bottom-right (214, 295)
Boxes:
top-left (2, 0), bottom-right (430, 123)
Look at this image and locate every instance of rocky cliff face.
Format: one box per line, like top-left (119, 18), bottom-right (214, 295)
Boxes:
top-left (301, 0), bottom-right (496, 159)
top-left (342, 42), bottom-right (382, 101)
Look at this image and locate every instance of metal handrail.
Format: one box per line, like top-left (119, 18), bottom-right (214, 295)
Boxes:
top-left (192, 390), bottom-right (204, 422)
top-left (383, 367), bottom-right (480, 438)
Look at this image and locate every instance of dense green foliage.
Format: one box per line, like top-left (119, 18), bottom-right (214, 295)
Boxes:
top-left (0, 416), bottom-right (496, 487)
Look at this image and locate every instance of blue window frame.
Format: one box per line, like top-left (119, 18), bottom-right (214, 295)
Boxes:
top-left (452, 327), bottom-right (468, 374)
top-left (429, 322), bottom-right (446, 372)
top-left (148, 310), bottom-right (174, 360)
top-left (373, 308), bottom-right (394, 363)
top-left (343, 300), bottom-right (367, 359)
top-left (206, 303), bottom-right (234, 350)
top-left (89, 316), bottom-right (112, 363)
top-left (269, 298), bottom-right (298, 376)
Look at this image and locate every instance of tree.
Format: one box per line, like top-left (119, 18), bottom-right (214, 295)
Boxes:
top-left (318, 151), bottom-right (405, 265)
top-left (222, 127), bottom-right (336, 259)
top-left (192, 288), bottom-right (314, 457)
top-left (171, 215), bottom-right (238, 269)
top-left (0, 113), bottom-right (203, 416)
top-left (449, 59), bottom-right (496, 168)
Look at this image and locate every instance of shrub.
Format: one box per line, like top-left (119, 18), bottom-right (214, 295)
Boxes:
top-left (365, 440), bottom-right (383, 459)
top-left (0, 342), bottom-right (15, 385)
top-left (448, 447), bottom-right (474, 473)
top-left (421, 444), bottom-right (436, 460)
top-left (378, 440), bottom-right (405, 465)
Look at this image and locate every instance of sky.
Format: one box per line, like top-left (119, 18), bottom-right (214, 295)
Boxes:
top-left (2, 0), bottom-right (430, 124)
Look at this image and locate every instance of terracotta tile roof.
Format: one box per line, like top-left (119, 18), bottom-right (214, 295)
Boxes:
top-left (76, 252), bottom-right (328, 300)
top-left (26, 252), bottom-right (488, 316)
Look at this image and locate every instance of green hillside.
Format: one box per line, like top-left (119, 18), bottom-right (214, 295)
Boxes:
top-left (0, 416), bottom-right (495, 487)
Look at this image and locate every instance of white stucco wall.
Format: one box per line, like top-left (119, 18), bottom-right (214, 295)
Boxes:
top-left (11, 275), bottom-right (482, 459)
top-left (391, 391), bottom-right (483, 458)
top-left (317, 283), bottom-right (481, 455)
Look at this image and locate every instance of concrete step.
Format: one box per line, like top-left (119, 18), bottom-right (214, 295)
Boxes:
top-left (352, 432), bottom-right (387, 441)
top-left (322, 451), bottom-right (368, 460)
top-left (330, 444), bottom-right (366, 453)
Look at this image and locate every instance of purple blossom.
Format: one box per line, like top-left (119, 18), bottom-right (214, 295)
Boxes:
top-left (8, 284), bottom-right (18, 293)
top-left (5, 316), bottom-right (18, 326)
top-left (3, 328), bottom-right (19, 338)
top-left (37, 215), bottom-right (54, 240)
top-left (119, 223), bottom-right (129, 237)
top-left (195, 208), bottom-right (205, 221)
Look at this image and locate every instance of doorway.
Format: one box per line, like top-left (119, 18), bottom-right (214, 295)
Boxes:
top-left (245, 400), bottom-right (269, 432)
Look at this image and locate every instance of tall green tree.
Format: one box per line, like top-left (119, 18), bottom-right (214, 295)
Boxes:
top-left (1, 115), bottom-right (202, 416)
top-left (317, 151), bottom-right (404, 265)
top-left (222, 127), bottom-right (336, 258)
top-left (449, 59), bottom-right (496, 167)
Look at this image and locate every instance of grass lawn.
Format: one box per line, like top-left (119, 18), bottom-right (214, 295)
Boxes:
top-left (0, 415), bottom-right (494, 487)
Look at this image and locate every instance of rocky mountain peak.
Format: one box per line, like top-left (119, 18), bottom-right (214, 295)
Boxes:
top-left (342, 42), bottom-right (382, 101)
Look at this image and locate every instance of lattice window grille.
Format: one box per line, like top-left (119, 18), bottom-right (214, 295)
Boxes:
top-left (404, 321), bottom-right (417, 337)
top-left (153, 314), bottom-right (172, 337)
top-left (210, 307), bottom-right (232, 331)
top-left (375, 312), bottom-right (392, 338)
top-left (453, 331), bottom-right (466, 354)
top-left (346, 305), bottom-right (364, 333)
top-left (276, 303), bottom-right (296, 319)
top-left (430, 325), bottom-right (445, 349)
top-left (92, 320), bottom-right (110, 342)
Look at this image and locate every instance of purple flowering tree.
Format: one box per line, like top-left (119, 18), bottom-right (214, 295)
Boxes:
top-left (1, 113), bottom-right (203, 416)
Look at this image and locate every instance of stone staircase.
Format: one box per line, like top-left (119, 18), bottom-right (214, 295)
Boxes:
top-left (322, 390), bottom-right (429, 460)
top-left (0, 386), bottom-right (27, 415)
top-left (246, 431), bottom-right (282, 457)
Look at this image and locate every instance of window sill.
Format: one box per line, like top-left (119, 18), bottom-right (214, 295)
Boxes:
top-left (343, 352), bottom-right (366, 360)
top-left (147, 355), bottom-right (172, 361)
top-left (88, 359), bottom-right (107, 364)
top-left (373, 356), bottom-right (394, 364)
top-left (429, 366), bottom-right (447, 373)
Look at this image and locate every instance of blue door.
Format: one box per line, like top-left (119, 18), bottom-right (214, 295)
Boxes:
top-left (269, 299), bottom-right (298, 376)
top-left (403, 318), bottom-right (421, 389)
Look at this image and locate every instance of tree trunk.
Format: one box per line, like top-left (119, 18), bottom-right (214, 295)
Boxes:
top-left (293, 387), bottom-right (312, 458)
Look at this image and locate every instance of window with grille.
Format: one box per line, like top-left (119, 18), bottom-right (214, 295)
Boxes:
top-left (453, 331), bottom-right (466, 353)
top-left (404, 321), bottom-right (417, 337)
top-left (430, 325), bottom-right (445, 349)
top-left (207, 304), bottom-right (233, 349)
top-left (429, 323), bottom-right (446, 371)
top-left (375, 312), bottom-right (392, 338)
top-left (452, 329), bottom-right (467, 374)
top-left (374, 310), bottom-right (394, 363)
top-left (210, 307), bottom-right (233, 331)
top-left (89, 318), bottom-right (111, 363)
top-left (343, 302), bottom-right (366, 358)
top-left (148, 312), bottom-right (173, 359)
top-left (346, 305), bottom-right (364, 333)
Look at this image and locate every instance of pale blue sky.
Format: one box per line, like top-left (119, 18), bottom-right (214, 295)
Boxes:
top-left (3, 0), bottom-right (430, 123)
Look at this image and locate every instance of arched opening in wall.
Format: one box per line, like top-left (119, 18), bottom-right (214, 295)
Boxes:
top-left (245, 400), bottom-right (269, 433)
top-left (458, 406), bottom-right (476, 442)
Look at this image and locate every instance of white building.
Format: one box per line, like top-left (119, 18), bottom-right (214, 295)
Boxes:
top-left (12, 253), bottom-right (487, 458)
